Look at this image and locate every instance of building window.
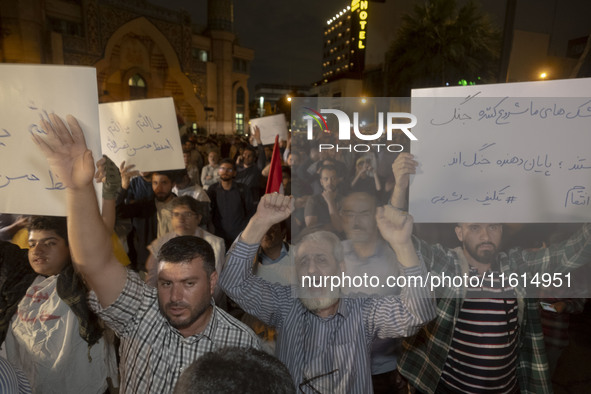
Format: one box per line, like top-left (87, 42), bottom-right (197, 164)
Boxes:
top-left (128, 74), bottom-right (147, 99)
top-left (235, 87), bottom-right (245, 134)
top-left (48, 17), bottom-right (84, 37)
top-left (192, 48), bottom-right (208, 62)
top-left (233, 58), bottom-right (248, 73)
top-left (235, 113), bottom-right (244, 134)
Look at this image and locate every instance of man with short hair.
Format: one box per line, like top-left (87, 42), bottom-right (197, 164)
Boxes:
top-left (145, 196), bottom-right (225, 304)
top-left (304, 165), bottom-right (343, 232)
top-left (207, 158), bottom-right (254, 248)
top-left (0, 216), bottom-right (116, 394)
top-left (173, 347), bottom-right (295, 394)
top-left (391, 152), bottom-right (591, 394)
top-left (219, 193), bottom-right (436, 393)
top-left (116, 167), bottom-right (177, 271)
top-left (33, 113), bottom-right (259, 394)
top-left (235, 126), bottom-right (266, 202)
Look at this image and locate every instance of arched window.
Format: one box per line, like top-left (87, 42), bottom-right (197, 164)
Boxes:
top-left (128, 74), bottom-right (147, 99)
top-left (235, 87), bottom-right (245, 134)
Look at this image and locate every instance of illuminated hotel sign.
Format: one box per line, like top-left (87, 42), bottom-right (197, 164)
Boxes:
top-left (351, 0), bottom-right (368, 49)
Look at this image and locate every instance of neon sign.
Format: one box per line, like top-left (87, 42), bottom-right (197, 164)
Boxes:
top-left (351, 0), bottom-right (368, 49)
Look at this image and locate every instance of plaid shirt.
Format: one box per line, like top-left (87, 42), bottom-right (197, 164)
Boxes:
top-left (399, 223), bottom-right (591, 394)
top-left (88, 270), bottom-right (260, 394)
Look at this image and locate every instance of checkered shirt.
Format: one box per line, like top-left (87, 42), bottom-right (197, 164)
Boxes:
top-left (398, 223), bottom-right (591, 394)
top-left (88, 270), bottom-right (260, 394)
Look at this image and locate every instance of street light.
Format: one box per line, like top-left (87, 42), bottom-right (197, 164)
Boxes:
top-left (258, 96), bottom-right (265, 117)
top-left (539, 71), bottom-right (548, 79)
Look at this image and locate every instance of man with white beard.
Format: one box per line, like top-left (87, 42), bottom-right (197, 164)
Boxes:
top-left (219, 193), bottom-right (436, 393)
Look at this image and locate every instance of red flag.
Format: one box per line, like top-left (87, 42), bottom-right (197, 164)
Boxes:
top-left (265, 134), bottom-right (284, 194)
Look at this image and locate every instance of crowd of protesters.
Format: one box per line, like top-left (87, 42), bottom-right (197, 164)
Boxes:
top-left (0, 114), bottom-right (589, 394)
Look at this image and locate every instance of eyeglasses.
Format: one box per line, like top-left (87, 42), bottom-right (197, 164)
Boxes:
top-left (172, 211), bottom-right (197, 219)
top-left (219, 167), bottom-right (234, 172)
top-left (298, 369), bottom-right (339, 393)
top-left (339, 210), bottom-right (373, 219)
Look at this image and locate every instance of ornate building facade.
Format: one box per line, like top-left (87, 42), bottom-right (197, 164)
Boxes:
top-left (0, 0), bottom-right (253, 135)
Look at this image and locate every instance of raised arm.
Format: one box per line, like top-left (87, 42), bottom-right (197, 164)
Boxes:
top-left (33, 114), bottom-right (126, 308)
top-left (94, 155), bottom-right (121, 232)
top-left (376, 204), bottom-right (419, 268)
top-left (390, 153), bottom-right (418, 210)
top-left (370, 204), bottom-right (436, 337)
top-left (240, 193), bottom-right (293, 244)
top-left (218, 194), bottom-right (294, 326)
top-left (251, 125), bottom-right (267, 170)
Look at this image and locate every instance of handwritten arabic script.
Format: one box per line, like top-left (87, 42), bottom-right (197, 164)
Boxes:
top-left (410, 94), bottom-right (591, 222)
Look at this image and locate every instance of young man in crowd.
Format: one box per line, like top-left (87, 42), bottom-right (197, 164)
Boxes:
top-left (0, 216), bottom-right (116, 393)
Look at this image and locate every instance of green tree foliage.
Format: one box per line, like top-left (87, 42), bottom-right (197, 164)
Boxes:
top-left (385, 0), bottom-right (500, 96)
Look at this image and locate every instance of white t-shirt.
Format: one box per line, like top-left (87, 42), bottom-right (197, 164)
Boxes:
top-left (5, 275), bottom-right (117, 394)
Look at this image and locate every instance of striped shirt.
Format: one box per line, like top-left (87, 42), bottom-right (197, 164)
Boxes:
top-left (399, 224), bottom-right (591, 394)
top-left (219, 239), bottom-right (436, 394)
top-left (88, 270), bottom-right (260, 394)
top-left (441, 269), bottom-right (519, 393)
top-left (0, 356), bottom-right (31, 394)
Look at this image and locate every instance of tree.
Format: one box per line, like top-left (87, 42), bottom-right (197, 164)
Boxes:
top-left (385, 0), bottom-right (500, 96)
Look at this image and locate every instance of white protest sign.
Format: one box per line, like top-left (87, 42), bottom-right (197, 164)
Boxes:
top-left (0, 64), bottom-right (101, 217)
top-left (410, 78), bottom-right (591, 222)
top-left (249, 113), bottom-right (288, 145)
top-left (99, 97), bottom-right (184, 171)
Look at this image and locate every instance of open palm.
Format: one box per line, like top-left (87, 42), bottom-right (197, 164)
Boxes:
top-left (32, 113), bottom-right (95, 189)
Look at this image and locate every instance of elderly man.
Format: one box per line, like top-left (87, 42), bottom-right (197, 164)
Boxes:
top-left (391, 152), bottom-right (591, 394)
top-left (219, 193), bottom-right (435, 393)
top-left (33, 113), bottom-right (259, 394)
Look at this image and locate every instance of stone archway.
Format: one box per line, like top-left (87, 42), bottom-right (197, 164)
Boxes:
top-left (94, 17), bottom-right (204, 123)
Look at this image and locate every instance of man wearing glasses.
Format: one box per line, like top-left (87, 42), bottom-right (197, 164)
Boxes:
top-left (220, 193), bottom-right (436, 393)
top-left (145, 196), bottom-right (225, 295)
top-left (207, 158), bottom-right (255, 248)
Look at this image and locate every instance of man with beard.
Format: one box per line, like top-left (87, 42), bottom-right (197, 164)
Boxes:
top-left (116, 168), bottom-right (177, 272)
top-left (207, 158), bottom-right (254, 248)
top-left (304, 165), bottom-right (343, 232)
top-left (234, 127), bottom-right (266, 204)
top-left (33, 113), bottom-right (259, 394)
top-left (390, 153), bottom-right (591, 394)
top-left (145, 196), bottom-right (226, 307)
top-left (219, 193), bottom-right (436, 393)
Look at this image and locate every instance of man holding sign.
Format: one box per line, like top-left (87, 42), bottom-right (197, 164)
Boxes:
top-left (391, 153), bottom-right (591, 394)
top-left (33, 114), bottom-right (259, 393)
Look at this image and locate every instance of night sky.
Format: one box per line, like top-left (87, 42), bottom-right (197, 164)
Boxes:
top-left (148, 0), bottom-right (591, 94)
top-left (149, 0), bottom-right (369, 91)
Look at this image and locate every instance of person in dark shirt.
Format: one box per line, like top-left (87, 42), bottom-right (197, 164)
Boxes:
top-left (207, 159), bottom-right (254, 248)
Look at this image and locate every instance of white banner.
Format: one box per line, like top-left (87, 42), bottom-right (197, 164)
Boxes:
top-left (249, 113), bottom-right (288, 145)
top-left (0, 64), bottom-right (101, 217)
top-left (99, 97), bottom-right (184, 171)
top-left (410, 78), bottom-right (591, 222)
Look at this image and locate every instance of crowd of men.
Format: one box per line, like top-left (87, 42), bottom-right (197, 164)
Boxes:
top-left (0, 112), bottom-right (589, 394)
